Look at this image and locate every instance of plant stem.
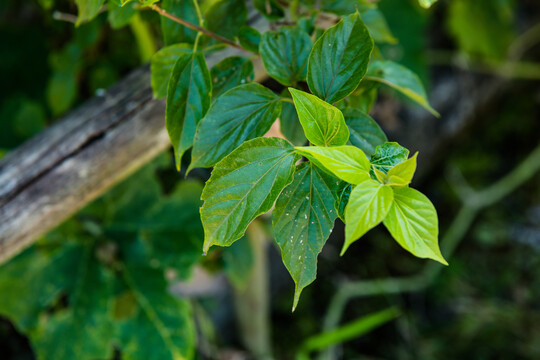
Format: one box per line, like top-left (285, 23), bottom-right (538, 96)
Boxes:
top-left (148, 4), bottom-right (247, 52)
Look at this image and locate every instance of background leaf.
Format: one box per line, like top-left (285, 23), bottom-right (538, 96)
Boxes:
top-left (200, 137), bottom-right (299, 252)
top-left (210, 56), bottom-right (254, 99)
top-left (150, 44), bottom-right (192, 98)
top-left (160, 0), bottom-right (199, 45)
top-left (343, 108), bottom-right (387, 157)
top-left (272, 163), bottom-right (338, 310)
top-left (253, 0), bottom-right (285, 20)
top-left (204, 0), bottom-right (247, 43)
top-left (75, 0), bottom-right (105, 25)
top-left (223, 236), bottom-right (254, 290)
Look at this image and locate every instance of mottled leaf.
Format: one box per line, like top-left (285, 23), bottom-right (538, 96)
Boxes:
top-left (370, 142), bottom-right (409, 174)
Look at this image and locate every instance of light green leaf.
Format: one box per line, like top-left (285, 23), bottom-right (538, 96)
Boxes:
top-left (204, 0), bottom-right (247, 42)
top-left (280, 90), bottom-right (307, 146)
top-left (201, 137), bottom-right (299, 252)
top-left (119, 264), bottom-right (196, 360)
top-left (160, 0), bottom-right (199, 45)
top-left (307, 12), bottom-right (374, 103)
top-left (31, 245), bottom-right (114, 360)
top-left (238, 26), bottom-right (262, 53)
top-left (166, 52), bottom-right (212, 169)
top-left (361, 9), bottom-right (397, 44)
top-left (366, 60), bottom-right (439, 116)
top-left (254, 0), bottom-right (284, 20)
top-left (272, 163), bottom-right (338, 310)
top-left (190, 84), bottom-right (281, 170)
top-left (342, 179), bottom-right (393, 254)
top-left (343, 108), bottom-right (387, 157)
top-left (75, 0), bottom-right (105, 25)
top-left (295, 146), bottom-right (371, 185)
top-left (260, 26), bottom-right (312, 86)
top-left (223, 236), bottom-right (254, 290)
top-left (289, 88), bottom-right (349, 147)
top-left (150, 44), bottom-right (192, 98)
top-left (383, 186), bottom-right (447, 265)
top-left (385, 152), bottom-right (418, 187)
top-left (418, 0), bottom-right (437, 8)
top-left (210, 56), bottom-right (254, 99)
top-left (370, 142), bottom-right (409, 174)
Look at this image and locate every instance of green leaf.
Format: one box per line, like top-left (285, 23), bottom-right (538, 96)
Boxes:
top-left (119, 264), bottom-right (196, 360)
top-left (289, 88), bottom-right (349, 147)
top-left (307, 12), bottom-right (374, 103)
top-left (166, 52), bottom-right (212, 169)
top-left (160, 0), bottom-right (199, 45)
top-left (361, 9), bottom-right (397, 44)
top-left (295, 146), bottom-right (371, 185)
top-left (385, 152), bottom-right (418, 187)
top-left (75, 0), bottom-right (105, 25)
top-left (334, 181), bottom-right (352, 221)
top-left (343, 108), bottom-right (387, 157)
top-left (272, 163), bottom-right (338, 310)
top-left (210, 56), bottom-right (254, 99)
top-left (383, 186), bottom-right (447, 265)
top-left (200, 137), bottom-right (299, 252)
top-left (260, 26), bottom-right (312, 86)
top-left (150, 44), bottom-right (192, 98)
top-left (370, 142), bottom-right (409, 174)
top-left (108, 1), bottom-right (136, 29)
top-left (321, 0), bottom-right (374, 16)
top-left (347, 82), bottom-right (379, 113)
top-left (205, 0), bottom-right (247, 42)
top-left (366, 60), bottom-right (439, 116)
top-left (280, 90), bottom-right (307, 146)
top-left (418, 0), bottom-right (437, 8)
top-left (190, 84), bottom-right (281, 170)
top-left (342, 179), bottom-right (393, 255)
top-left (223, 236), bottom-right (254, 290)
top-left (254, 0), bottom-right (285, 20)
top-left (238, 26), bottom-right (262, 53)
top-left (31, 245), bottom-right (114, 360)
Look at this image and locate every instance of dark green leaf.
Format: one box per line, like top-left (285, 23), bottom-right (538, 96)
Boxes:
top-left (205, 0), bottom-right (247, 41)
top-left (280, 90), bottom-right (307, 146)
top-left (200, 137), bottom-right (300, 252)
top-left (370, 142), bottom-right (409, 174)
top-left (273, 163), bottom-right (338, 310)
top-left (321, 0), bottom-right (374, 16)
top-left (335, 181), bottom-right (352, 221)
top-left (260, 26), bottom-right (312, 86)
top-left (347, 82), bottom-right (378, 113)
top-left (361, 8), bottom-right (397, 44)
top-left (166, 52), bottom-right (212, 169)
top-left (238, 26), bottom-right (262, 53)
top-left (161, 0), bottom-right (199, 45)
top-left (366, 60), bottom-right (439, 116)
top-left (108, 1), bottom-right (136, 29)
top-left (150, 44), bottom-right (192, 98)
top-left (289, 88), bottom-right (349, 147)
top-left (75, 0), bottom-right (105, 25)
top-left (307, 12), bottom-right (373, 103)
top-left (223, 236), bottom-right (254, 290)
top-left (342, 179), bottom-right (393, 254)
top-left (190, 83), bottom-right (281, 170)
top-left (343, 108), bottom-right (387, 157)
top-left (383, 186), bottom-right (447, 265)
top-left (254, 0), bottom-right (285, 20)
top-left (210, 56), bottom-right (254, 99)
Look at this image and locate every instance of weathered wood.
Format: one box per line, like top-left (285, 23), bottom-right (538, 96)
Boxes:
top-left (0, 11), bottom-right (268, 264)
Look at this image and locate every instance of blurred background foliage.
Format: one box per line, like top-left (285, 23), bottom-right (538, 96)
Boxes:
top-left (1, 0), bottom-right (540, 359)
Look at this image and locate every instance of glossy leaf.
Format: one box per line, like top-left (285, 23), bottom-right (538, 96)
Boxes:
top-left (342, 179), bottom-right (393, 254)
top-left (295, 146), bottom-right (371, 185)
top-left (238, 26), bottom-right (262, 53)
top-left (385, 152), bottom-right (418, 187)
top-left (223, 236), bottom-right (254, 290)
top-left (367, 60), bottom-right (439, 116)
top-left (280, 90), bottom-right (307, 146)
top-left (166, 52), bottom-right (212, 169)
top-left (210, 56), bottom-right (254, 99)
top-left (254, 0), bottom-right (285, 20)
top-left (307, 12), bottom-right (374, 103)
top-left (190, 84), bottom-right (281, 170)
top-left (205, 0), bottom-right (247, 42)
top-left (383, 186), bottom-right (447, 265)
top-left (260, 26), bottom-right (312, 86)
top-left (289, 88), bottom-right (349, 147)
top-left (272, 163), bottom-right (338, 310)
top-left (343, 108), bottom-right (387, 157)
top-left (370, 142), bottom-right (409, 174)
top-left (32, 245), bottom-right (114, 360)
top-left (75, 0), bottom-right (105, 25)
top-left (201, 137), bottom-right (299, 252)
top-left (361, 9), bottom-right (397, 44)
top-left (150, 44), bottom-right (192, 98)
top-left (161, 0), bottom-right (198, 45)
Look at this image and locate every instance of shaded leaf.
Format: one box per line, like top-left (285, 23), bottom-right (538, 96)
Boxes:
top-left (75, 0), bottom-right (105, 25)
top-left (383, 186), bottom-right (447, 264)
top-left (334, 181), bottom-right (352, 221)
top-left (210, 56), bottom-right (254, 99)
top-left (370, 142), bottom-right (409, 174)
top-left (273, 163), bottom-right (338, 310)
top-left (150, 44), bottom-right (192, 98)
top-left (201, 137), bottom-right (299, 252)
top-left (289, 88), bottom-right (349, 147)
top-left (307, 12), bottom-right (374, 103)
top-left (343, 108), bottom-right (387, 157)
top-left (223, 236), bottom-right (254, 290)
top-left (238, 26), bottom-right (262, 53)
top-left (280, 90), bottom-right (307, 146)
top-left (190, 83), bottom-right (281, 170)
top-left (361, 8), bottom-right (397, 44)
top-left (254, 0), bottom-right (285, 20)
top-left (161, 0), bottom-right (199, 45)
top-left (108, 1), bottom-right (136, 29)
top-left (205, 0), bottom-right (247, 42)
